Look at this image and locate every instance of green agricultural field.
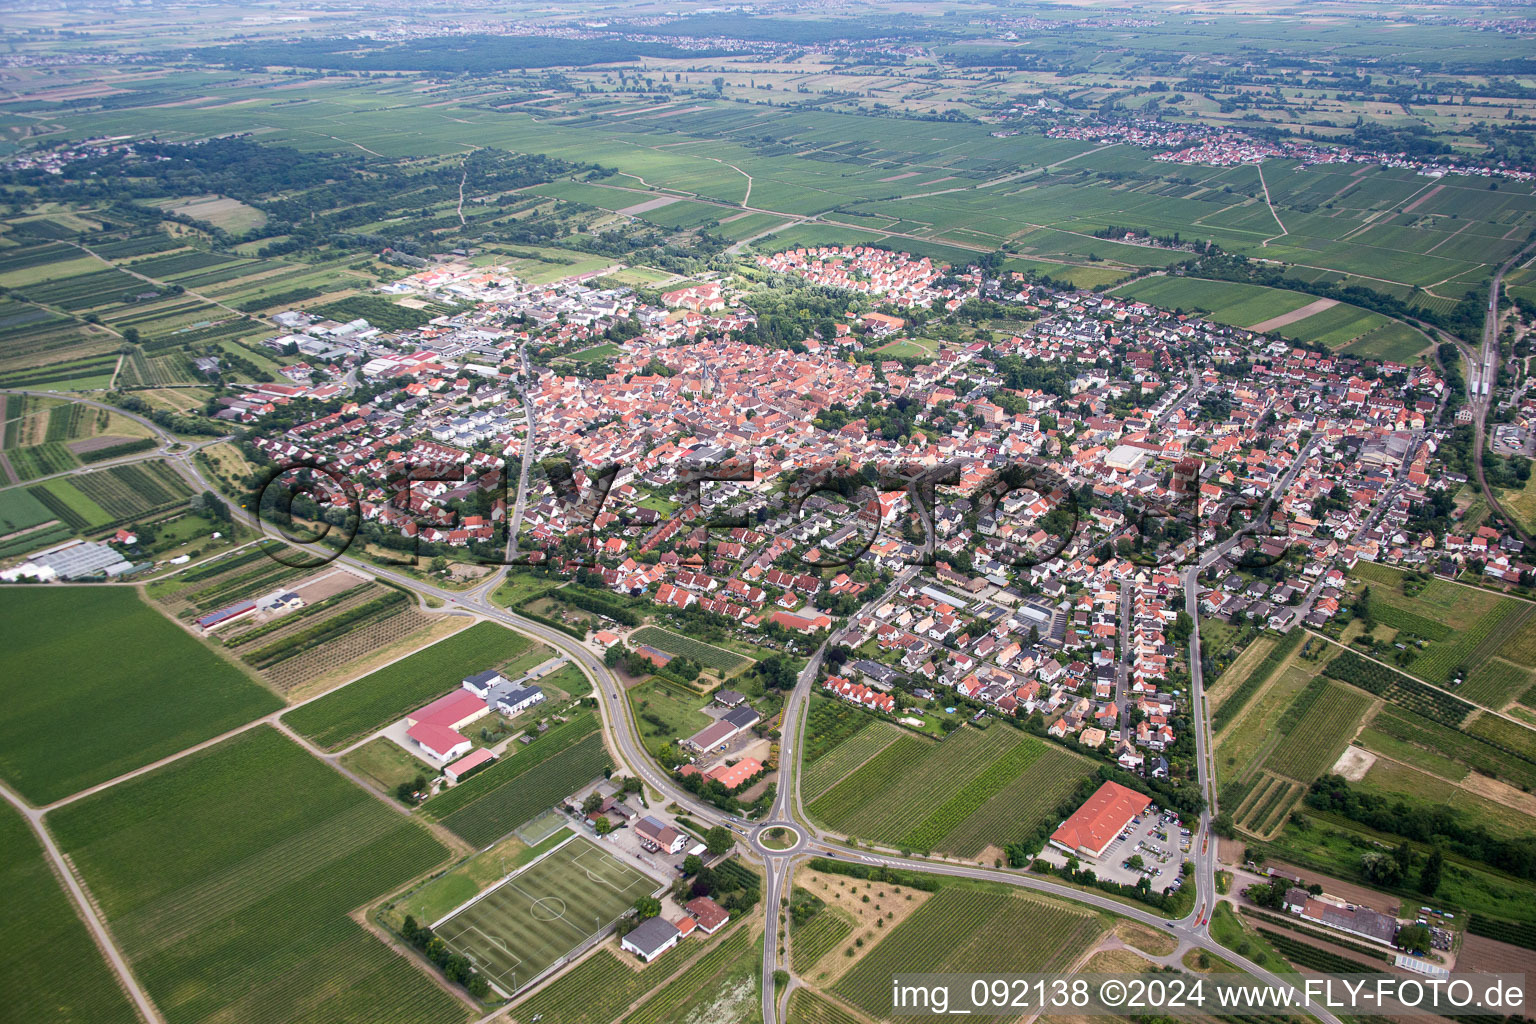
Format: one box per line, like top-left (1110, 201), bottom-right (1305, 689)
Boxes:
top-left (1112, 276), bottom-right (1312, 327)
top-left (283, 621), bottom-right (528, 750)
top-left (1359, 705), bottom-right (1536, 792)
top-left (1465, 713), bottom-right (1536, 762)
top-left (802, 719), bottom-right (904, 803)
top-left (622, 924), bottom-right (759, 1024)
top-left (0, 587), bottom-right (281, 804)
top-left (1461, 658), bottom-right (1536, 710)
top-left (1354, 567), bottom-right (1525, 690)
top-left (435, 835), bottom-right (654, 996)
top-left (48, 726), bottom-right (463, 1024)
top-left (1356, 757), bottom-right (1536, 839)
top-left (27, 460), bottom-right (193, 531)
top-left (628, 676), bottom-right (714, 756)
top-left (930, 745), bottom-right (1094, 859)
top-left (834, 887), bottom-right (1103, 1022)
top-left (808, 725), bottom-right (1076, 849)
top-left (1216, 656), bottom-right (1321, 789)
top-left (0, 802), bottom-right (139, 1024)
top-left (426, 713), bottom-right (611, 846)
top-left (0, 486), bottom-right (55, 534)
top-left (628, 625), bottom-right (749, 673)
top-left (1261, 681), bottom-right (1373, 782)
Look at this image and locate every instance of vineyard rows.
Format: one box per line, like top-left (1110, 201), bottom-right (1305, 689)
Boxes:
top-left (284, 620), bottom-right (528, 749)
top-left (1468, 914), bottom-right (1536, 951)
top-left (49, 727), bottom-right (458, 1024)
top-left (935, 746), bottom-right (1090, 858)
top-left (900, 736), bottom-right (1046, 852)
top-left (1324, 650), bottom-right (1471, 727)
top-left (622, 927), bottom-right (753, 1024)
top-left (515, 949), bottom-right (668, 1024)
top-left (811, 726), bottom-right (1022, 844)
top-left (803, 720), bottom-right (902, 803)
top-left (787, 990), bottom-right (866, 1024)
top-left (835, 889), bottom-right (1100, 1021)
top-left (1265, 682), bottom-right (1372, 782)
top-left (1369, 706), bottom-right (1536, 791)
top-left (1411, 601), bottom-right (1525, 686)
top-left (264, 608), bottom-right (432, 693)
top-left (1214, 631), bottom-right (1303, 732)
top-left (792, 907), bottom-right (855, 973)
top-left (439, 730), bottom-right (611, 846)
top-left (628, 625), bottom-right (748, 672)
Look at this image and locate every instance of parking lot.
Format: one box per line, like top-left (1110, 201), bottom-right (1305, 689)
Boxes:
top-left (1090, 808), bottom-right (1190, 893)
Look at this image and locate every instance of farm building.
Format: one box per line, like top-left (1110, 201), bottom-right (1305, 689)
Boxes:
top-left (444, 748), bottom-right (495, 783)
top-left (495, 685), bottom-right (545, 717)
top-left (635, 815), bottom-right (687, 854)
top-left (405, 690), bottom-right (491, 763)
top-left (681, 705), bottom-right (760, 753)
top-left (634, 644), bottom-right (672, 669)
top-left (21, 539), bottom-right (134, 580)
top-left (621, 917), bottom-right (681, 962)
top-left (704, 758), bottom-right (762, 791)
top-left (768, 610), bottom-right (832, 634)
top-left (196, 599), bottom-right (257, 632)
top-left (1283, 889), bottom-right (1399, 946)
top-left (685, 896), bottom-right (730, 934)
top-left (1049, 780), bottom-right (1151, 860)
top-left (461, 669), bottom-right (508, 698)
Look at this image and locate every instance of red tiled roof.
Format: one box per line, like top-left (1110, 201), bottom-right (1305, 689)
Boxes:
top-left (1050, 781), bottom-right (1151, 857)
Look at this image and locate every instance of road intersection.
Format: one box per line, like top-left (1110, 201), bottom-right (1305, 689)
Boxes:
top-left (0, 385), bottom-right (1353, 1024)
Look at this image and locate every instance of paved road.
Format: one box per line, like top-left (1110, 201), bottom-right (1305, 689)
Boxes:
top-left (1466, 238), bottom-right (1536, 544)
top-left (5, 387), bottom-right (1351, 1024)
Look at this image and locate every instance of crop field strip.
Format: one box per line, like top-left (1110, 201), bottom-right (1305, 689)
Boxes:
top-left (1236, 771), bottom-right (1303, 837)
top-left (48, 726), bottom-right (463, 1024)
top-left (1408, 600), bottom-right (1531, 688)
top-left (1323, 648), bottom-right (1473, 727)
top-left (437, 727), bottom-right (612, 847)
top-left (1460, 658), bottom-right (1536, 709)
top-left (427, 712), bottom-right (603, 820)
top-left (284, 620), bottom-right (528, 749)
top-left (802, 719), bottom-right (904, 803)
top-left (833, 888), bottom-right (1102, 1023)
top-left (628, 625), bottom-right (750, 672)
top-left (241, 589), bottom-right (409, 670)
top-left (265, 606), bottom-right (438, 693)
top-left (1497, 610), bottom-right (1536, 668)
top-left (1213, 630), bottom-right (1304, 731)
top-left (802, 694), bottom-right (879, 764)
top-left (792, 905), bottom-right (855, 973)
top-left (0, 801), bottom-right (140, 1024)
top-left (29, 459), bottom-right (192, 532)
top-left (933, 745), bottom-right (1092, 858)
top-left (1363, 704), bottom-right (1536, 791)
top-left (1262, 680), bottom-right (1373, 782)
top-left (0, 586), bottom-right (282, 805)
top-left (808, 725), bottom-right (1023, 844)
top-left (900, 734), bottom-right (1055, 853)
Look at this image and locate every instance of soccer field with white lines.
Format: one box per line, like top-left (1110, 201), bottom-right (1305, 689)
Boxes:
top-left (434, 834), bottom-right (656, 995)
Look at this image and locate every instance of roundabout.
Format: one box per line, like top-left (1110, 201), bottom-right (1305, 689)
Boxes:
top-left (752, 822), bottom-right (803, 853)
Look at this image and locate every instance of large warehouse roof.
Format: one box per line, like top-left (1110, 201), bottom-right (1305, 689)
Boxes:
top-left (1050, 780), bottom-right (1151, 859)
